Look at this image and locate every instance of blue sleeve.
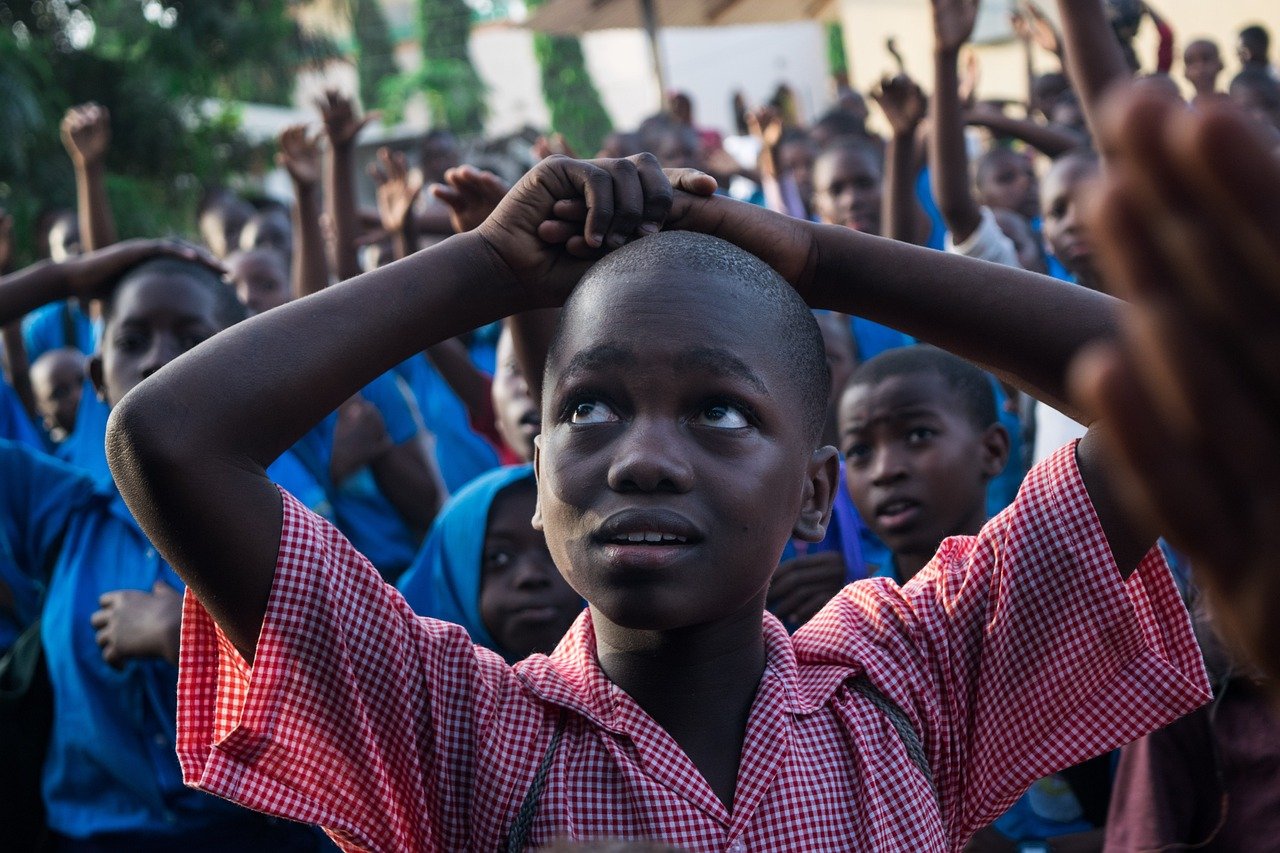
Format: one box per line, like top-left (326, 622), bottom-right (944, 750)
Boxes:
top-left (0, 440), bottom-right (99, 578)
top-left (360, 372), bottom-right (422, 446)
top-left (0, 380), bottom-right (42, 449)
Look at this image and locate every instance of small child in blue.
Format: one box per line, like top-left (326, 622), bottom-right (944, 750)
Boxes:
top-left (397, 465), bottom-right (582, 662)
top-left (0, 242), bottom-right (331, 851)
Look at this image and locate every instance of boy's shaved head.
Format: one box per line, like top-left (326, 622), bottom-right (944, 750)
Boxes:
top-left (548, 231), bottom-right (832, 446)
top-left (105, 257), bottom-right (248, 331)
top-left (847, 345), bottom-right (996, 431)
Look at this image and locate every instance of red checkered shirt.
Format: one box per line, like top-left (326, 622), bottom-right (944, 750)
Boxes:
top-left (176, 443), bottom-right (1210, 852)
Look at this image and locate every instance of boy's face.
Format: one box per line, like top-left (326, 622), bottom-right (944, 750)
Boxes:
top-left (90, 273), bottom-right (222, 407)
top-left (480, 483), bottom-right (582, 659)
top-left (1183, 41), bottom-right (1223, 91)
top-left (239, 210), bottom-right (293, 259)
top-left (1041, 157), bottom-right (1101, 285)
top-left (533, 272), bottom-right (834, 633)
top-left (838, 373), bottom-right (1007, 563)
top-left (777, 140), bottom-right (816, 205)
top-left (814, 148), bottom-right (883, 235)
top-left (977, 151), bottom-right (1041, 221)
top-left (492, 328), bottom-right (540, 462)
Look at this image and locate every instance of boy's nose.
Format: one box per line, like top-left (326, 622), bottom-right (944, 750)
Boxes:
top-left (869, 445), bottom-right (909, 485)
top-left (140, 336), bottom-right (181, 379)
top-left (512, 556), bottom-right (553, 590)
top-left (606, 417), bottom-right (695, 494)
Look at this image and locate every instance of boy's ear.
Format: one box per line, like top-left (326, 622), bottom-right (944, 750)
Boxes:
top-left (531, 434), bottom-right (544, 531)
top-left (980, 423), bottom-right (1012, 480)
top-left (793, 445), bottom-right (841, 543)
top-left (88, 354), bottom-right (107, 402)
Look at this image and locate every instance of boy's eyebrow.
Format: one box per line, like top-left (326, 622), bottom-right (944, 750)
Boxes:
top-left (675, 348), bottom-right (769, 395)
top-left (560, 344), bottom-right (637, 381)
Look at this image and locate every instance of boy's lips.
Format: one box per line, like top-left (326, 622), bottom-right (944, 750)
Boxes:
top-left (594, 508), bottom-right (703, 568)
top-left (874, 497), bottom-right (922, 532)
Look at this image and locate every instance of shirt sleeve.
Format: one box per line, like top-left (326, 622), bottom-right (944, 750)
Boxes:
top-left (362, 372), bottom-right (424, 446)
top-left (945, 206), bottom-right (1021, 268)
top-left (794, 441), bottom-right (1211, 841)
top-left (175, 488), bottom-right (522, 852)
top-left (0, 441), bottom-right (99, 578)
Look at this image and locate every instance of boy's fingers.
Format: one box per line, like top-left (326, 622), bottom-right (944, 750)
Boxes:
top-left (537, 220), bottom-right (578, 244)
top-left (663, 168), bottom-right (718, 197)
top-left (600, 158), bottom-right (643, 248)
top-left (551, 199), bottom-right (588, 222)
top-left (631, 152), bottom-right (673, 234)
top-left (575, 161), bottom-right (616, 249)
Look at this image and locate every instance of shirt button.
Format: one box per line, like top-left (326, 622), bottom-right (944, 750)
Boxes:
top-left (727, 840), bottom-right (746, 853)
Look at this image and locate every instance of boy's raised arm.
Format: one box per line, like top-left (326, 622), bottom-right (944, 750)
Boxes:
top-left (276, 124), bottom-right (331, 299)
top-left (1054, 0), bottom-right (1133, 142)
top-left (61, 103), bottom-right (117, 252)
top-left (930, 0), bottom-right (984, 245)
top-left (107, 155), bottom-right (685, 660)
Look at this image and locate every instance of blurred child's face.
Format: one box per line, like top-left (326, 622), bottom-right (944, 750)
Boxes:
top-left (814, 147), bottom-right (883, 235)
top-left (977, 150), bottom-right (1041, 221)
top-left (993, 209), bottom-right (1048, 275)
top-left (838, 373), bottom-right (1006, 565)
top-left (534, 272), bottom-right (830, 633)
top-left (1183, 41), bottom-right (1223, 92)
top-left (654, 130), bottom-right (705, 171)
top-left (199, 201), bottom-right (252, 260)
top-left (1231, 79), bottom-right (1280, 135)
top-left (777, 140), bottom-right (817, 207)
top-left (30, 348), bottom-right (84, 437)
top-left (480, 482), bottom-right (581, 659)
top-left (228, 250), bottom-right (290, 316)
top-left (1041, 156), bottom-right (1101, 285)
top-left (91, 273), bottom-right (222, 407)
top-left (493, 328), bottom-right (540, 463)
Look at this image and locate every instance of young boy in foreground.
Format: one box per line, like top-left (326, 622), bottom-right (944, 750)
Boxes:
top-left (109, 146), bottom-right (1209, 850)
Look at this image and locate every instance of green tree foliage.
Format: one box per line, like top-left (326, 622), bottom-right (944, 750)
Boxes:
top-left (382, 0), bottom-right (485, 133)
top-left (0, 0), bottom-right (333, 266)
top-left (826, 21), bottom-right (848, 81)
top-left (532, 30), bottom-right (612, 156)
top-left (350, 0), bottom-right (399, 111)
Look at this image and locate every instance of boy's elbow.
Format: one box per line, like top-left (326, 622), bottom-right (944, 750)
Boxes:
top-left (106, 387), bottom-right (195, 499)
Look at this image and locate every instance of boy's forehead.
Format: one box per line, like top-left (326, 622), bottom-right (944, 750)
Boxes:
top-left (841, 372), bottom-right (957, 417)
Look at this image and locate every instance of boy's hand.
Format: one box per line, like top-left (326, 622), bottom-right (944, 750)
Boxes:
top-left (931, 0), bottom-right (981, 55)
top-left (370, 147), bottom-right (424, 235)
top-left (475, 154), bottom-right (687, 307)
top-left (431, 165), bottom-right (510, 234)
top-left (768, 552), bottom-right (846, 625)
top-left (317, 89), bottom-right (375, 148)
top-left (330, 396), bottom-right (393, 484)
top-left (61, 103), bottom-right (111, 168)
top-left (1012, 0), bottom-right (1063, 55)
top-left (872, 74), bottom-right (929, 136)
top-left (90, 581), bottom-right (182, 668)
top-left (277, 123), bottom-right (323, 187)
top-left (62, 239), bottom-right (223, 301)
top-left (1069, 91), bottom-right (1280, 676)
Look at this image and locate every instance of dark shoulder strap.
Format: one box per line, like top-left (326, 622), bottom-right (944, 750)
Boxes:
top-left (504, 713), bottom-right (567, 852)
top-left (851, 678), bottom-right (938, 806)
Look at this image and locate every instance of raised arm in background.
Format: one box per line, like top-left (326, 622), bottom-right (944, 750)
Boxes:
top-left (61, 103), bottom-right (117, 252)
top-left (930, 0), bottom-right (985, 244)
top-left (871, 73), bottom-right (930, 245)
top-left (1054, 0), bottom-right (1134, 142)
top-left (965, 102), bottom-right (1087, 157)
top-left (318, 90), bottom-right (374, 282)
top-left (276, 124), bottom-right (331, 298)
top-left (0, 211), bottom-right (34, 417)
top-left (370, 147), bottom-right (424, 263)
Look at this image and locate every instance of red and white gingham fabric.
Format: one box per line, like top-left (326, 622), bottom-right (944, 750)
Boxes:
top-left (176, 442), bottom-right (1210, 852)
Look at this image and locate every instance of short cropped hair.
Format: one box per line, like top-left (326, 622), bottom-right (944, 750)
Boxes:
top-left (846, 345), bottom-right (997, 431)
top-left (104, 257), bottom-right (248, 332)
top-left (549, 232), bottom-right (831, 446)
top-left (815, 137), bottom-right (884, 176)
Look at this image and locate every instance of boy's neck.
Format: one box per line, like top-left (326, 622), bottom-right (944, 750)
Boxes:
top-left (591, 597), bottom-right (769, 809)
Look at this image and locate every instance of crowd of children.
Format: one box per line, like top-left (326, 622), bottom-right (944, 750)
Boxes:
top-left (2, 0), bottom-right (1279, 850)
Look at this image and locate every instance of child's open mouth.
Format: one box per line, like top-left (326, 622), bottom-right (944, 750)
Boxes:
top-left (594, 509), bottom-right (702, 567)
top-left (876, 498), bottom-right (922, 530)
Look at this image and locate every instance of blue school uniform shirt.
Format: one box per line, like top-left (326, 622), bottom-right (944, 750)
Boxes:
top-left (0, 440), bottom-right (98, 651)
top-left (395, 355), bottom-right (500, 492)
top-left (987, 377), bottom-right (1028, 518)
top-left (1, 375), bottom-right (42, 449)
top-left (23, 299), bottom-right (96, 361)
top-left (397, 464), bottom-right (537, 658)
top-left (292, 372), bottom-right (425, 579)
top-left (3, 441), bottom-right (323, 844)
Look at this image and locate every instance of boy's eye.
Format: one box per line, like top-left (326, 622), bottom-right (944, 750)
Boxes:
top-left (691, 402), bottom-right (749, 430)
top-left (844, 443), bottom-right (871, 464)
top-left (906, 427), bottom-right (936, 444)
top-left (114, 331), bottom-right (147, 353)
top-left (569, 399), bottom-right (618, 425)
top-left (483, 548), bottom-right (513, 571)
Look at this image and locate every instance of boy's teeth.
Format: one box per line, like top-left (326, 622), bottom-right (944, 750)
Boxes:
top-left (617, 532), bottom-right (688, 544)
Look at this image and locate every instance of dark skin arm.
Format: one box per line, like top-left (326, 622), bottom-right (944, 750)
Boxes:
top-left (107, 154), bottom-right (687, 661)
top-left (277, 124), bottom-right (331, 298)
top-left (61, 103), bottom-right (117, 252)
top-left (319, 90), bottom-right (373, 282)
top-left (1054, 0), bottom-right (1133, 142)
top-left (872, 74), bottom-right (931, 245)
top-left (930, 0), bottom-right (985, 244)
top-left (0, 212), bottom-right (34, 416)
top-left (965, 103), bottom-right (1087, 157)
top-left (1070, 92), bottom-right (1280, 681)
